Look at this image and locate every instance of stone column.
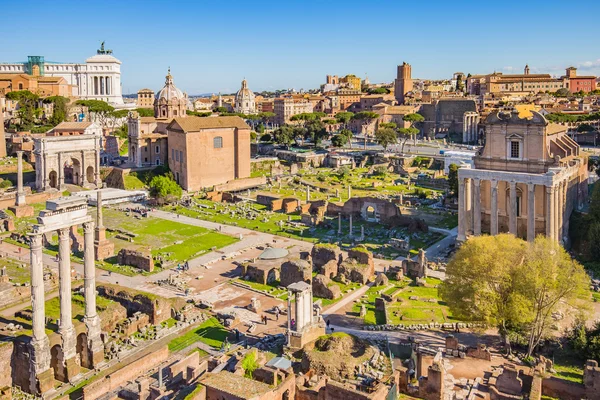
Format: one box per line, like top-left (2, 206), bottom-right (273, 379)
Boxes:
top-left (556, 182), bottom-right (563, 243)
top-left (306, 186), bottom-right (310, 202)
top-left (490, 180), bottom-right (498, 235)
top-left (58, 152), bottom-right (64, 190)
top-left (554, 182), bottom-right (562, 243)
top-left (57, 227), bottom-right (79, 381)
top-left (457, 178), bottom-right (466, 241)
top-left (527, 183), bottom-right (535, 242)
top-left (509, 182), bottom-right (517, 235)
top-left (546, 186), bottom-right (555, 240)
top-left (337, 213), bottom-right (341, 234)
top-left (465, 178), bottom-right (472, 234)
top-left (473, 178), bottom-right (481, 235)
top-left (295, 292), bottom-right (304, 333)
top-left (29, 233), bottom-right (53, 394)
top-left (83, 221), bottom-right (103, 367)
top-left (16, 151), bottom-right (26, 206)
top-left (287, 292), bottom-right (292, 333)
top-left (349, 214), bottom-right (353, 237)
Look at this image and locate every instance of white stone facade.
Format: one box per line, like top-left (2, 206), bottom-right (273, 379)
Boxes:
top-left (33, 124), bottom-right (102, 191)
top-left (0, 44), bottom-right (125, 106)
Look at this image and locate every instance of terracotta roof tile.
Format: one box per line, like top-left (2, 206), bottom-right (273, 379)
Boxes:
top-left (169, 116), bottom-right (249, 132)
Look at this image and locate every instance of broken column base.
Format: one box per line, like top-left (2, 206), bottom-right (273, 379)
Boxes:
top-left (94, 240), bottom-right (115, 261)
top-left (9, 205), bottom-right (34, 218)
top-left (34, 369), bottom-right (55, 396)
top-left (55, 357), bottom-right (81, 383)
top-left (90, 347), bottom-right (105, 368)
top-left (287, 324), bottom-right (326, 349)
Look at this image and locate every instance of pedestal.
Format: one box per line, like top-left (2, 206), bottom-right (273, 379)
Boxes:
top-left (29, 337), bottom-right (54, 395)
top-left (94, 227), bottom-right (114, 260)
top-left (9, 205), bottom-right (34, 218)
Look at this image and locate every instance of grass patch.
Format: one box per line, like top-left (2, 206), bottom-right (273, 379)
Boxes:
top-left (168, 317), bottom-right (228, 352)
top-left (552, 345), bottom-right (584, 383)
top-left (232, 279), bottom-right (287, 298)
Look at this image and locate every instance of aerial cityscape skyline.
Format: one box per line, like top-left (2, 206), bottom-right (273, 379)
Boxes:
top-left (1, 0), bottom-right (599, 94)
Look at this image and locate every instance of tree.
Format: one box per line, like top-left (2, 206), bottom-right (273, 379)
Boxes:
top-left (6, 90), bottom-right (41, 130)
top-left (335, 111), bottom-right (354, 128)
top-left (577, 123), bottom-right (595, 132)
top-left (272, 125), bottom-right (296, 147)
top-left (448, 163), bottom-right (459, 196)
top-left (135, 108), bottom-right (154, 117)
top-left (260, 133), bottom-right (272, 142)
top-left (304, 119), bottom-right (328, 145)
top-left (456, 75), bottom-right (464, 92)
top-left (241, 351), bottom-right (259, 378)
top-left (256, 123), bottom-right (265, 134)
top-left (397, 127), bottom-right (419, 153)
top-left (518, 237), bottom-right (589, 357)
top-left (441, 234), bottom-right (589, 356)
top-left (76, 99), bottom-right (115, 130)
top-left (555, 88), bottom-right (571, 97)
top-left (149, 174), bottom-right (182, 204)
top-left (214, 106), bottom-right (229, 113)
top-left (367, 87), bottom-right (389, 95)
top-left (43, 96), bottom-right (70, 126)
top-left (374, 127), bottom-right (397, 150)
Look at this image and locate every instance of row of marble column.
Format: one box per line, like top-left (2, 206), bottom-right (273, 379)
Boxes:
top-left (287, 288), bottom-right (313, 333)
top-left (462, 112), bottom-right (479, 143)
top-left (30, 221), bottom-right (102, 383)
top-left (93, 76), bottom-right (111, 96)
top-left (458, 177), bottom-right (568, 243)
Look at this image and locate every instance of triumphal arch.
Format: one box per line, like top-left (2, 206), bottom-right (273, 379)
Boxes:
top-left (28, 197), bottom-right (103, 394)
top-left (33, 122), bottom-right (102, 191)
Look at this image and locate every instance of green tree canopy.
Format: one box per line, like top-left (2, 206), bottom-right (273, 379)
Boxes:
top-left (440, 234), bottom-right (589, 356)
top-left (241, 351), bottom-right (259, 378)
top-left (397, 127), bottom-right (419, 153)
top-left (335, 111), bottom-right (354, 125)
top-left (6, 90), bottom-right (41, 129)
top-left (352, 111), bottom-right (379, 121)
top-left (135, 108), bottom-right (154, 117)
top-left (367, 87), bottom-right (390, 95)
top-left (447, 164), bottom-right (459, 196)
top-left (149, 173), bottom-right (182, 204)
top-left (43, 96), bottom-right (70, 126)
top-left (374, 127), bottom-right (397, 150)
top-left (272, 125), bottom-right (296, 147)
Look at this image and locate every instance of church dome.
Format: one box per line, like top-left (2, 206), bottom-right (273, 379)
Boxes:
top-left (156, 69), bottom-right (185, 102)
top-left (234, 79), bottom-right (256, 114)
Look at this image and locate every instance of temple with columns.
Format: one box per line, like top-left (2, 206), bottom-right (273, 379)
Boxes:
top-left (457, 109), bottom-right (588, 244)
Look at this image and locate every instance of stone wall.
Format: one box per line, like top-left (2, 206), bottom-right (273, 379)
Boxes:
top-left (117, 247), bottom-right (154, 272)
top-left (83, 346), bottom-right (169, 400)
top-left (311, 244), bottom-right (342, 270)
top-left (213, 176), bottom-right (267, 192)
top-left (280, 259), bottom-right (312, 287)
top-left (98, 285), bottom-right (171, 324)
top-left (312, 274), bottom-right (341, 300)
top-left (0, 342), bottom-right (13, 390)
top-left (584, 360), bottom-right (600, 400)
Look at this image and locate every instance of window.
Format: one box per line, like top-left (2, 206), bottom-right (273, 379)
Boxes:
top-left (144, 146), bottom-right (148, 152)
top-left (510, 141), bottom-right (520, 158)
top-left (155, 145), bottom-right (159, 154)
top-left (175, 150), bottom-right (179, 162)
top-left (179, 151), bottom-right (183, 163)
top-left (214, 136), bottom-right (223, 148)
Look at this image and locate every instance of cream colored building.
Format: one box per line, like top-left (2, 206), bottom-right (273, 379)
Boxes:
top-left (457, 109), bottom-right (588, 244)
top-left (136, 88), bottom-right (154, 108)
top-left (234, 79), bottom-right (256, 114)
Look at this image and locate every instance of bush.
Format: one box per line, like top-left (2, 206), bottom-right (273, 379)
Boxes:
top-left (149, 174), bottom-right (182, 204)
top-left (0, 179), bottom-right (12, 188)
top-left (260, 133), bottom-right (272, 142)
top-left (241, 351), bottom-right (259, 378)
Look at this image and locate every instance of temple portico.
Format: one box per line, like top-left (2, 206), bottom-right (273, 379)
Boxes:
top-left (28, 197), bottom-right (103, 394)
top-left (457, 164), bottom-right (581, 243)
top-left (286, 281), bottom-right (325, 349)
top-left (462, 111), bottom-right (480, 144)
top-left (456, 109), bottom-right (588, 245)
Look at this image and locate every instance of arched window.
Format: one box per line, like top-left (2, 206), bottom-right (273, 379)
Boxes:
top-left (214, 136), bottom-right (223, 148)
top-left (18, 83), bottom-right (23, 90)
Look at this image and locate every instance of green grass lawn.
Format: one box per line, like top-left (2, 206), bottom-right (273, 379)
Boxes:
top-left (316, 280), bottom-right (362, 307)
top-left (168, 317), bottom-right (229, 352)
top-left (123, 174), bottom-right (145, 190)
top-left (102, 208), bottom-right (238, 269)
top-left (552, 345), bottom-right (585, 383)
top-left (353, 277), bottom-right (459, 325)
top-left (232, 278), bottom-right (288, 298)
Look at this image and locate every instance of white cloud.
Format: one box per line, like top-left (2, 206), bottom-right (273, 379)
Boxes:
top-left (577, 59), bottom-right (600, 70)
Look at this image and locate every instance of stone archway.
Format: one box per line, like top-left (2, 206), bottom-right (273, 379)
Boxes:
top-left (77, 332), bottom-right (92, 369)
top-left (64, 158), bottom-right (81, 185)
top-left (86, 166), bottom-right (94, 184)
top-left (50, 344), bottom-right (67, 383)
top-left (49, 171), bottom-right (58, 188)
top-left (366, 206), bottom-right (376, 220)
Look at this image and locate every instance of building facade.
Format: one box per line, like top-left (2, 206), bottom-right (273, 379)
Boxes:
top-left (234, 79), bottom-right (256, 114)
top-left (136, 88), bottom-right (155, 108)
top-left (467, 66), bottom-right (597, 95)
top-left (166, 116), bottom-right (251, 190)
top-left (154, 69), bottom-right (187, 119)
top-left (0, 43), bottom-right (127, 106)
top-left (33, 122), bottom-right (102, 191)
top-left (394, 62), bottom-right (413, 105)
top-left (457, 110), bottom-right (588, 244)
top-left (274, 97), bottom-right (313, 124)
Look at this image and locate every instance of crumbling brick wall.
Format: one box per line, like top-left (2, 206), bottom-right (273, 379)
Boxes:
top-left (117, 247), bottom-right (154, 272)
top-left (280, 259), bottom-right (312, 287)
top-left (312, 274), bottom-right (341, 300)
top-left (311, 244), bottom-right (342, 270)
top-left (98, 285), bottom-right (171, 324)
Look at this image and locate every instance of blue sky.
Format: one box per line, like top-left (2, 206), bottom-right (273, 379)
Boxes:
top-left (1, 0), bottom-right (599, 95)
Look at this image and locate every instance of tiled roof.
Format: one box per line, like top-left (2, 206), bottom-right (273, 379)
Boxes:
top-left (169, 116), bottom-right (249, 132)
top-left (52, 122), bottom-right (93, 130)
top-left (201, 371), bottom-right (271, 399)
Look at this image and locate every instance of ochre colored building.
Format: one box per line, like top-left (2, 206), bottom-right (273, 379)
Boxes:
top-left (128, 70), bottom-right (251, 190)
top-left (136, 88), bottom-right (154, 108)
top-left (166, 116), bottom-right (250, 190)
top-left (0, 72), bottom-right (71, 97)
top-left (457, 109), bottom-right (588, 244)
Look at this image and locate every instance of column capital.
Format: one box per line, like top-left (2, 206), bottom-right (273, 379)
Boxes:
top-left (490, 179), bottom-right (498, 188)
top-left (29, 233), bottom-right (43, 249)
top-left (58, 227), bottom-right (70, 239)
top-left (527, 182), bottom-right (535, 190)
top-left (473, 177), bottom-right (480, 186)
top-left (83, 221), bottom-right (95, 233)
top-left (509, 181), bottom-right (516, 189)
top-left (545, 186), bottom-right (555, 194)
